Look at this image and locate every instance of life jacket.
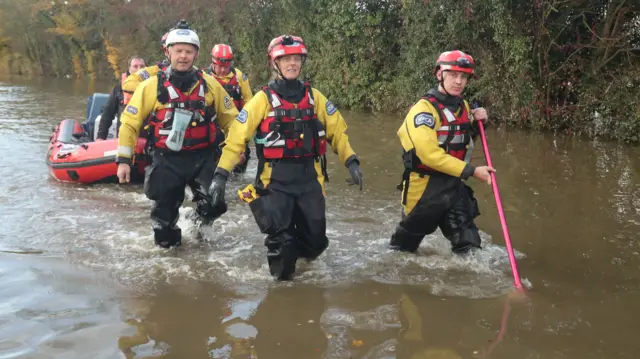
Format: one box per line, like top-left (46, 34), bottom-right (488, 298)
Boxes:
top-left (121, 72), bottom-right (133, 106)
top-left (399, 94), bottom-right (472, 203)
top-left (403, 94), bottom-right (472, 174)
top-left (147, 69), bottom-right (218, 151)
top-left (208, 66), bottom-right (243, 111)
top-left (255, 83), bottom-right (327, 160)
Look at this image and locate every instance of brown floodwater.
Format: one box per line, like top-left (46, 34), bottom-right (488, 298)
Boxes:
top-left (0, 74), bottom-right (638, 359)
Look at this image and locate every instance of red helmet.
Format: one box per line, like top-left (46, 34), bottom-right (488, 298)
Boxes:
top-left (211, 44), bottom-right (234, 67)
top-left (161, 32), bottom-right (169, 49)
top-left (267, 35), bottom-right (308, 61)
top-left (434, 50), bottom-right (475, 75)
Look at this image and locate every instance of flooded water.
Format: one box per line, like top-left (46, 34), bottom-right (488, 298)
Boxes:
top-left (0, 74), bottom-right (639, 358)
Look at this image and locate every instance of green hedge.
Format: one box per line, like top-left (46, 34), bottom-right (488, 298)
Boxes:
top-left (1, 0), bottom-right (638, 142)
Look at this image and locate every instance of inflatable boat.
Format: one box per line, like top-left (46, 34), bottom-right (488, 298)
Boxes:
top-left (46, 93), bottom-right (150, 184)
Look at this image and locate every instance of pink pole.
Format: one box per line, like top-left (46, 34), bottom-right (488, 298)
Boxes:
top-left (477, 121), bottom-right (523, 290)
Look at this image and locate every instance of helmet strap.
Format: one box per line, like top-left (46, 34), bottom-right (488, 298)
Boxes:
top-left (438, 71), bottom-right (453, 96)
top-left (273, 61), bottom-right (285, 79)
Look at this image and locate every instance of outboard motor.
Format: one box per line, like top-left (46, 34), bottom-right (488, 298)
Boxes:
top-left (83, 93), bottom-right (110, 138)
top-left (92, 114), bottom-right (118, 141)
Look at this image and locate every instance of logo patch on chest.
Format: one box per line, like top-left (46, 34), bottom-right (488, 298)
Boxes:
top-left (224, 96), bottom-right (233, 109)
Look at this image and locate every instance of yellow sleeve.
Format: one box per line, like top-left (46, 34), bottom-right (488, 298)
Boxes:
top-left (217, 91), bottom-right (269, 172)
top-left (312, 89), bottom-right (356, 165)
top-left (397, 99), bottom-right (467, 177)
top-left (203, 73), bottom-right (239, 134)
top-left (121, 65), bottom-right (159, 93)
top-left (116, 77), bottom-right (158, 160)
top-left (236, 69), bottom-right (253, 103)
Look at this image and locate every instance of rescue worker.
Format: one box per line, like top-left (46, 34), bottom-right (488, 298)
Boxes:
top-left (115, 27), bottom-right (239, 249)
top-left (121, 19), bottom-right (191, 96)
top-left (390, 50), bottom-right (494, 255)
top-left (208, 35), bottom-right (364, 280)
top-left (206, 44), bottom-right (254, 174)
top-left (96, 56), bottom-right (146, 140)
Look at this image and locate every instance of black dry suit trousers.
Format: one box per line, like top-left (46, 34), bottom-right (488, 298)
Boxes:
top-left (144, 148), bottom-right (227, 248)
top-left (390, 172), bottom-right (482, 254)
top-left (248, 158), bottom-right (329, 280)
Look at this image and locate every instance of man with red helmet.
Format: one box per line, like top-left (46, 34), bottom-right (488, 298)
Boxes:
top-left (160, 32), bottom-right (170, 54)
top-left (207, 44), bottom-right (253, 174)
top-left (208, 44), bottom-right (253, 110)
top-left (208, 34), bottom-right (364, 280)
top-left (390, 50), bottom-right (495, 255)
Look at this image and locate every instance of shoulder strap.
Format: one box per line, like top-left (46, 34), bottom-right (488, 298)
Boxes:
top-left (462, 99), bottom-right (471, 118)
top-left (263, 85), bottom-right (282, 109)
top-left (422, 95), bottom-right (456, 148)
top-left (304, 82), bottom-right (315, 103)
top-left (421, 94), bottom-right (446, 126)
top-left (196, 69), bottom-right (208, 94)
top-left (157, 70), bottom-right (169, 104)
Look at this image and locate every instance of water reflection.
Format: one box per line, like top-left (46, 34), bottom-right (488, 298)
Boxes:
top-left (115, 278), bottom-right (632, 359)
top-left (117, 282), bottom-right (329, 359)
top-left (118, 281), bottom-right (233, 358)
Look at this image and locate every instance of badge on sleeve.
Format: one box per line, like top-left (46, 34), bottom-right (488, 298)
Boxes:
top-left (236, 109), bottom-right (248, 123)
top-left (224, 96), bottom-right (233, 109)
top-left (139, 70), bottom-right (150, 80)
top-left (126, 106), bottom-right (138, 115)
top-left (242, 73), bottom-right (247, 81)
top-left (414, 112), bottom-right (435, 129)
top-left (326, 100), bottom-right (337, 115)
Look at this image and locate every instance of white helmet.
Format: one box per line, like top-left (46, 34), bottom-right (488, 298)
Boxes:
top-left (165, 28), bottom-right (200, 50)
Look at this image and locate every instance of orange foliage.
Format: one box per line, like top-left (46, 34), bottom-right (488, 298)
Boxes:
top-left (103, 37), bottom-right (120, 79)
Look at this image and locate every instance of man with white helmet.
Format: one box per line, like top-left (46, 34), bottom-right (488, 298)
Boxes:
top-left (115, 25), bottom-right (239, 249)
top-left (121, 19), bottom-right (189, 96)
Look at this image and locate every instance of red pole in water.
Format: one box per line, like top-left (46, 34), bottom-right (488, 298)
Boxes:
top-left (476, 121), bottom-right (524, 290)
top-left (477, 297), bottom-right (513, 358)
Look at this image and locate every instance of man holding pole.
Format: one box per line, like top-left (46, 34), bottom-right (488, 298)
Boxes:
top-left (390, 50), bottom-right (494, 255)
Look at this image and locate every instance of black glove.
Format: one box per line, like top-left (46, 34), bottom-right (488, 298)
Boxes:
top-left (208, 168), bottom-right (229, 208)
top-left (345, 156), bottom-right (363, 191)
top-left (469, 100), bottom-right (489, 138)
top-left (469, 121), bottom-right (482, 139)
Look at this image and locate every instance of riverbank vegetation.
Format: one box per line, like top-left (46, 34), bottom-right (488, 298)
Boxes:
top-left (0, 0), bottom-right (638, 142)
